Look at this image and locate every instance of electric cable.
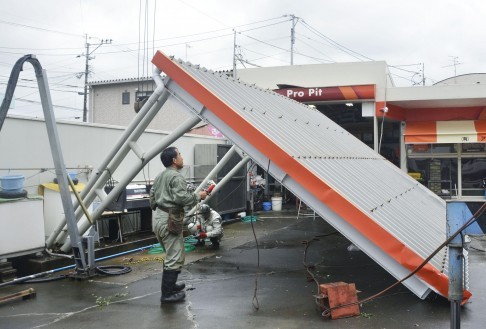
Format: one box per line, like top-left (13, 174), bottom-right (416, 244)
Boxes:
top-left (250, 211), bottom-right (260, 311)
top-left (301, 232), bottom-right (340, 309)
top-left (299, 21), bottom-right (373, 62)
top-left (17, 264), bottom-right (132, 285)
top-left (319, 202), bottom-right (486, 317)
top-left (250, 159), bottom-right (273, 310)
top-left (378, 77), bottom-right (388, 154)
top-left (95, 265), bottom-right (132, 276)
top-left (214, 161), bottom-right (256, 208)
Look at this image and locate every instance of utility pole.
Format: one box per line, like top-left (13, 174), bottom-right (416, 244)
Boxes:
top-left (185, 43), bottom-right (191, 61)
top-left (289, 14), bottom-right (299, 65)
top-left (78, 35), bottom-right (112, 122)
top-left (233, 30), bottom-right (237, 79)
top-left (422, 63), bottom-right (425, 86)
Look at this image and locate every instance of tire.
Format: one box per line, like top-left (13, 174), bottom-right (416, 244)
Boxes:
top-left (0, 189), bottom-right (27, 199)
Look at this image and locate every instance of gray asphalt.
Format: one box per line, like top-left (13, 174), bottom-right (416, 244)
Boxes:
top-left (1, 209), bottom-right (486, 329)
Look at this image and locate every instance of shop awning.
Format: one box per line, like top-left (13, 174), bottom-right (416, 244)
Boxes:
top-left (405, 120), bottom-right (486, 144)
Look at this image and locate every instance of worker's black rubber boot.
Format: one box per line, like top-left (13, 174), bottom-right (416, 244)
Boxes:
top-left (160, 270), bottom-right (186, 304)
top-left (208, 238), bottom-right (220, 250)
top-left (173, 271), bottom-right (185, 292)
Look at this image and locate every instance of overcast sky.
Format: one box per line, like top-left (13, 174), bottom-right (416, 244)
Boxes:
top-left (1, 0), bottom-right (486, 121)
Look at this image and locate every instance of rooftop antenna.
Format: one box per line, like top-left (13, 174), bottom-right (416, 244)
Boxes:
top-left (443, 56), bottom-right (463, 84)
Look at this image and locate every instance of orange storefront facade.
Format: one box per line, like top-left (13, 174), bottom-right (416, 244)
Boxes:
top-left (270, 75), bottom-right (486, 200)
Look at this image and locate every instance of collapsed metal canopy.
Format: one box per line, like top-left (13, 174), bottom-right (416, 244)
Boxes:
top-left (152, 51), bottom-right (470, 301)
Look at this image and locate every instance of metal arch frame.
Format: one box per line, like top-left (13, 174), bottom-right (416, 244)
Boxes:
top-left (0, 55), bottom-right (90, 274)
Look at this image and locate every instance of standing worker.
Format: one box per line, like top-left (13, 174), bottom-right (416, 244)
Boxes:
top-left (150, 146), bottom-right (207, 304)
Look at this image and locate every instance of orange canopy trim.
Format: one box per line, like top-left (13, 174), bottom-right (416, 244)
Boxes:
top-left (405, 120), bottom-right (486, 144)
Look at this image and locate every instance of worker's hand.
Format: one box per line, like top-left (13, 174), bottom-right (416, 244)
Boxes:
top-left (199, 190), bottom-right (208, 200)
top-left (198, 232), bottom-right (207, 239)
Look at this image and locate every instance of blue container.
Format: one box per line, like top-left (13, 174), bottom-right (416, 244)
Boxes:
top-left (0, 175), bottom-right (25, 193)
top-left (262, 201), bottom-right (272, 211)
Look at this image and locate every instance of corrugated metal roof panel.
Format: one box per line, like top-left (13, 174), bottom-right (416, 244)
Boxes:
top-left (152, 52), bottom-right (470, 301)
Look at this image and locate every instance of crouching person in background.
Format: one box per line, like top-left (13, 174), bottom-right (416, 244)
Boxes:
top-left (189, 204), bottom-right (223, 250)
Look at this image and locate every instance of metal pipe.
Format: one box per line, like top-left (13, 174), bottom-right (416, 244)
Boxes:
top-left (446, 201), bottom-right (464, 329)
top-left (45, 249), bottom-right (74, 259)
top-left (48, 77), bottom-right (171, 248)
top-left (60, 115), bottom-right (201, 252)
top-left (67, 175), bottom-right (93, 225)
top-left (203, 155), bottom-right (251, 204)
top-left (185, 155), bottom-right (251, 222)
top-left (195, 145), bottom-right (237, 193)
top-left (0, 244), bottom-right (155, 288)
top-left (32, 58), bottom-right (88, 271)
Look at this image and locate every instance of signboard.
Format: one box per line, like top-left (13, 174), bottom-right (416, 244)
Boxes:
top-left (274, 85), bottom-right (375, 102)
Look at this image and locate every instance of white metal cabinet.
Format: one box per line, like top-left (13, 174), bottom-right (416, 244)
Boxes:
top-left (0, 198), bottom-right (44, 258)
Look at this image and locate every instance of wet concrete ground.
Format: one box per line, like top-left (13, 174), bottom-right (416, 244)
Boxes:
top-left (1, 209), bottom-right (486, 329)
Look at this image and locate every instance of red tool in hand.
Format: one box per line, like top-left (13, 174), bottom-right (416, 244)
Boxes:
top-left (204, 180), bottom-right (216, 195)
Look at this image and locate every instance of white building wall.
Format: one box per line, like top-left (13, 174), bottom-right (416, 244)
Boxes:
top-left (90, 81), bottom-right (193, 130)
top-left (0, 116), bottom-right (225, 194)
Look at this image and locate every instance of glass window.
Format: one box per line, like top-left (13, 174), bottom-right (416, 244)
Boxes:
top-left (407, 141), bottom-right (486, 198)
top-left (461, 158), bottom-right (486, 196)
top-left (462, 143), bottom-right (485, 153)
top-left (407, 158), bottom-right (458, 197)
top-left (122, 91), bottom-right (130, 105)
top-left (431, 143), bottom-right (457, 154)
top-left (407, 144), bottom-right (431, 155)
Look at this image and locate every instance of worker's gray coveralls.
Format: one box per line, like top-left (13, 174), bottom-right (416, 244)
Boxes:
top-left (150, 167), bottom-right (200, 271)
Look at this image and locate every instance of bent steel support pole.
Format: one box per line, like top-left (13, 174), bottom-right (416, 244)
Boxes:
top-left (186, 155), bottom-right (251, 223)
top-left (0, 55), bottom-right (89, 273)
top-left (47, 69), bottom-right (171, 248)
top-left (194, 145), bottom-right (237, 193)
top-left (60, 115), bottom-right (201, 252)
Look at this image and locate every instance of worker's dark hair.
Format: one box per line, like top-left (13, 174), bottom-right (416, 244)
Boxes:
top-left (160, 147), bottom-right (178, 167)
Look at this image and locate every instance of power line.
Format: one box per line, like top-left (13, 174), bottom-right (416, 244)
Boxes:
top-left (0, 82), bottom-right (80, 93)
top-left (0, 17), bottom-right (290, 60)
top-left (0, 75), bottom-right (82, 88)
top-left (239, 33), bottom-right (331, 64)
top-left (13, 98), bottom-right (82, 112)
top-left (0, 45), bottom-right (82, 51)
top-left (0, 18), bottom-right (84, 38)
top-left (296, 36), bottom-right (336, 63)
top-left (299, 21), bottom-right (373, 61)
